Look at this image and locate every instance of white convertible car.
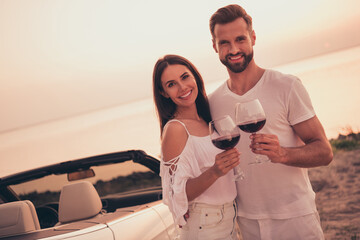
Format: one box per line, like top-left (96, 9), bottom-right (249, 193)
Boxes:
top-left (0, 150), bottom-right (177, 240)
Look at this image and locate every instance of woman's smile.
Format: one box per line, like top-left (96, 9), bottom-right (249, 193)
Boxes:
top-left (179, 90), bottom-right (192, 99)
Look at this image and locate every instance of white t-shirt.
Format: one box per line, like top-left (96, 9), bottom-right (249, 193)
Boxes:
top-left (208, 69), bottom-right (317, 219)
top-left (160, 120), bottom-right (237, 225)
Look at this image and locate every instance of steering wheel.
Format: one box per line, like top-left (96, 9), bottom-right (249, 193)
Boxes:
top-left (36, 206), bottom-right (59, 228)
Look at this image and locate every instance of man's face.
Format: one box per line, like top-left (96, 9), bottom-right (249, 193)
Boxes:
top-left (212, 18), bottom-right (255, 73)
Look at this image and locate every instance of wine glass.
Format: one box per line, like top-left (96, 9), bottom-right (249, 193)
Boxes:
top-left (235, 99), bottom-right (270, 164)
top-left (209, 115), bottom-right (244, 181)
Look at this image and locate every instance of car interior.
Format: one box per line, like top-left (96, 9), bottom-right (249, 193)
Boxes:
top-left (0, 200), bottom-right (41, 238)
top-left (0, 150), bottom-right (165, 239)
top-left (0, 180), bottom-right (164, 239)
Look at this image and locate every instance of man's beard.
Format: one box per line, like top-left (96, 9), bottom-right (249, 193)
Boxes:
top-left (220, 51), bottom-right (254, 73)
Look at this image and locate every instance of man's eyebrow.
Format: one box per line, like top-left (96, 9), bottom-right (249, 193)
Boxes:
top-left (237, 35), bottom-right (247, 40)
top-left (218, 39), bottom-right (228, 43)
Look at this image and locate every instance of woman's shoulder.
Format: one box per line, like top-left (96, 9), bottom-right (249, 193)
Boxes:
top-left (163, 119), bottom-right (190, 137)
top-left (174, 118), bottom-right (209, 137)
top-left (162, 120), bottom-right (189, 162)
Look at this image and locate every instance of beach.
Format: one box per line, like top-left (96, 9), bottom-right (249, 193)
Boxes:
top-left (0, 45), bottom-right (359, 238)
top-left (309, 149), bottom-right (360, 239)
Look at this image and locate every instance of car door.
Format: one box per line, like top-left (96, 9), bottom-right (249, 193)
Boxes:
top-left (107, 203), bottom-right (172, 240)
top-left (151, 203), bottom-right (178, 239)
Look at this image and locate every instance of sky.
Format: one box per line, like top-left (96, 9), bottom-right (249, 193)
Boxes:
top-left (1, 0), bottom-right (360, 133)
top-left (1, 0), bottom-right (360, 177)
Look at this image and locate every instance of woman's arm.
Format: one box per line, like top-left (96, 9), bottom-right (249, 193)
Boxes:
top-left (185, 148), bottom-right (240, 201)
top-left (162, 121), bottom-right (240, 201)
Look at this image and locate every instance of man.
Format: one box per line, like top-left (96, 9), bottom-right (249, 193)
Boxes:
top-left (208, 4), bottom-right (333, 239)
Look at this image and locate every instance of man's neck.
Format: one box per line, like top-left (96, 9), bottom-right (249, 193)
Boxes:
top-left (227, 63), bottom-right (265, 96)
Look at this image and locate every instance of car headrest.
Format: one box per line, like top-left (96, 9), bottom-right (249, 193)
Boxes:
top-left (0, 200), bottom-right (40, 238)
top-left (58, 181), bottom-right (102, 224)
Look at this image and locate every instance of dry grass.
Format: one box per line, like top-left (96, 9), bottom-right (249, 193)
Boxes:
top-left (309, 149), bottom-right (360, 240)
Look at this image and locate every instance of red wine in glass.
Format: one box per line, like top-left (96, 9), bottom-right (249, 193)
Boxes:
top-left (212, 134), bottom-right (240, 150)
top-left (238, 119), bottom-right (266, 133)
top-left (235, 99), bottom-right (270, 164)
top-left (209, 115), bottom-right (244, 180)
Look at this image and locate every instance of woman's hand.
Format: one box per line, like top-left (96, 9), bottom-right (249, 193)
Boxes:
top-left (212, 148), bottom-right (240, 177)
top-left (186, 148), bottom-right (240, 201)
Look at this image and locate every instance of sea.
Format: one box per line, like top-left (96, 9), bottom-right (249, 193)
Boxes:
top-left (0, 45), bottom-right (359, 178)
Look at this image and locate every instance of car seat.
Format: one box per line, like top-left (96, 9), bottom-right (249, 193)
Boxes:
top-left (0, 200), bottom-right (40, 238)
top-left (58, 181), bottom-right (102, 224)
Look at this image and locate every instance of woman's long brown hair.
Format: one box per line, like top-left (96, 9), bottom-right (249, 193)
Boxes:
top-left (152, 54), bottom-right (211, 136)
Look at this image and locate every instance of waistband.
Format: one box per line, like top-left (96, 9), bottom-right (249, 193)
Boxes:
top-left (189, 200), bottom-right (235, 211)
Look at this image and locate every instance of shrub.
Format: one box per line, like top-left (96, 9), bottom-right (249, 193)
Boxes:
top-left (330, 132), bottom-right (360, 151)
top-left (331, 139), bottom-right (359, 150)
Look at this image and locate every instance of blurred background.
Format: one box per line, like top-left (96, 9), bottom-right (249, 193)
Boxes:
top-left (1, 0), bottom-right (360, 176)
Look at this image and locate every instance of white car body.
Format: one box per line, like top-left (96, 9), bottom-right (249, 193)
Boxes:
top-left (0, 150), bottom-right (177, 240)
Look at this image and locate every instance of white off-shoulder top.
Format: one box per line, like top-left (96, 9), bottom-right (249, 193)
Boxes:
top-left (160, 119), bottom-right (237, 226)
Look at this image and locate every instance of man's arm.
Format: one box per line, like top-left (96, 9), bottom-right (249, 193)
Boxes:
top-left (251, 116), bottom-right (333, 168)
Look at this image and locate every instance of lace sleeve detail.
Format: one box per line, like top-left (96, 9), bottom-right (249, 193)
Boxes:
top-left (162, 156), bottom-right (179, 201)
top-left (163, 156), bottom-right (180, 176)
top-left (160, 155), bottom-right (190, 226)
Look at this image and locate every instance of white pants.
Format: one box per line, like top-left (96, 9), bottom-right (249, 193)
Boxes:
top-left (179, 201), bottom-right (239, 240)
top-left (237, 212), bottom-right (324, 240)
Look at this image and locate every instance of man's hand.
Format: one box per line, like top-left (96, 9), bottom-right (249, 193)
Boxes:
top-left (250, 133), bottom-right (287, 163)
top-left (249, 116), bottom-right (333, 168)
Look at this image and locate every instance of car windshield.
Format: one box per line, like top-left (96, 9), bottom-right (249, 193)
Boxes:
top-left (10, 160), bottom-right (161, 208)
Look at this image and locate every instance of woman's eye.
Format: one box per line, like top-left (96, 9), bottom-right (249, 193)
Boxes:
top-left (182, 74), bottom-right (189, 80)
top-left (167, 82), bottom-right (175, 88)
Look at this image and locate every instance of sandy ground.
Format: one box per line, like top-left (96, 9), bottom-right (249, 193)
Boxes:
top-left (309, 149), bottom-right (360, 240)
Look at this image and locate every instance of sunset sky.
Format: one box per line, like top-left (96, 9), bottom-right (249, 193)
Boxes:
top-left (1, 0), bottom-right (360, 133)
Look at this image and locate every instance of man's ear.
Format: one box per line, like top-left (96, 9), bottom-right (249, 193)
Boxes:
top-left (212, 39), bottom-right (218, 53)
top-left (251, 30), bottom-right (256, 46)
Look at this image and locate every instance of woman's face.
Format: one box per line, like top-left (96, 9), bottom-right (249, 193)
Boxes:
top-left (160, 64), bottom-right (198, 109)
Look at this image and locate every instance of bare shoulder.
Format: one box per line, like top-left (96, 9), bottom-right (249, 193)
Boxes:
top-left (178, 119), bottom-right (209, 136)
top-left (162, 121), bottom-right (189, 162)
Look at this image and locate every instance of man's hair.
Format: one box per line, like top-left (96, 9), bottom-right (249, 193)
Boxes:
top-left (209, 4), bottom-right (253, 39)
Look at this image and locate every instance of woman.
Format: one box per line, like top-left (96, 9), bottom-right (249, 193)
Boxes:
top-left (153, 54), bottom-right (240, 239)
